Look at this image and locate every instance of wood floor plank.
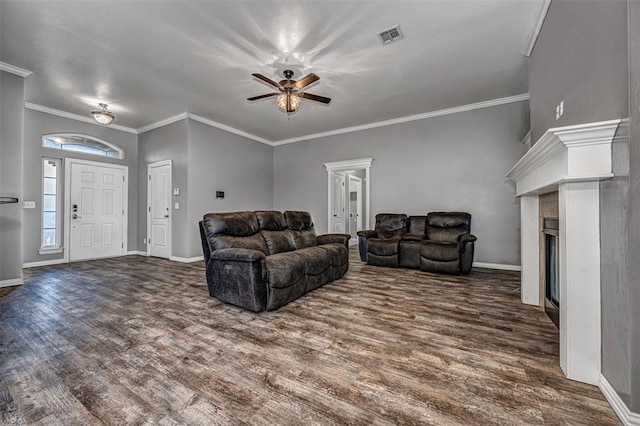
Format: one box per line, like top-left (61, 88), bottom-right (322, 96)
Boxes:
top-left (0, 249), bottom-right (620, 425)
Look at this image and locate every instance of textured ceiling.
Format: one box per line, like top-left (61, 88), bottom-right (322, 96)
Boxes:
top-left (0, 1), bottom-right (542, 141)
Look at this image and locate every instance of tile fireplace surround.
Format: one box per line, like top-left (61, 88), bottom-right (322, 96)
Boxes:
top-left (507, 119), bottom-right (629, 386)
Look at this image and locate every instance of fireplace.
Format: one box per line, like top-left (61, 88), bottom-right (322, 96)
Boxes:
top-left (507, 119), bottom-right (628, 385)
top-left (543, 219), bottom-right (559, 328)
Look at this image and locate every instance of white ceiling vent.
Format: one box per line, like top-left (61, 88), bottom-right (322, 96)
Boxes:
top-left (377, 25), bottom-right (403, 45)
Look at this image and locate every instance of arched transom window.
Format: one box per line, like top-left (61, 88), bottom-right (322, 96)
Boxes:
top-left (42, 133), bottom-right (124, 159)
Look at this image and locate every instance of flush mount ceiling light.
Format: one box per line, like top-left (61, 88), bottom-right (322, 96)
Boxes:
top-left (247, 69), bottom-right (331, 114)
top-left (91, 103), bottom-right (115, 125)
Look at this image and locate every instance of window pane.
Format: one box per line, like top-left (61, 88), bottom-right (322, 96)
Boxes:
top-left (42, 229), bottom-right (56, 247)
top-left (43, 212), bottom-right (56, 229)
top-left (44, 177), bottom-right (56, 195)
top-left (43, 195), bottom-right (56, 211)
top-left (42, 134), bottom-right (122, 159)
top-left (43, 160), bottom-right (57, 178)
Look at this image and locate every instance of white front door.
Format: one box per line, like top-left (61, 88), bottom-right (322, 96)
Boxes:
top-left (68, 160), bottom-right (126, 261)
top-left (330, 172), bottom-right (346, 233)
top-left (147, 160), bottom-right (171, 259)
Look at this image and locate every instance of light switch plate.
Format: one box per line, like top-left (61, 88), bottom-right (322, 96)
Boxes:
top-left (23, 201), bottom-right (36, 209)
top-left (174, 202), bottom-right (179, 210)
top-left (173, 188), bottom-right (180, 196)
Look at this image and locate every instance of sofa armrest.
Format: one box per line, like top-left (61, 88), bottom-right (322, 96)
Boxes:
top-left (317, 233), bottom-right (351, 247)
top-left (356, 229), bottom-right (377, 239)
top-left (459, 234), bottom-right (477, 244)
top-left (401, 233), bottom-right (423, 242)
top-left (211, 247), bottom-right (266, 262)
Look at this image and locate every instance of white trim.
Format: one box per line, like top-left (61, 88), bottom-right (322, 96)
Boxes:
top-left (188, 113), bottom-right (272, 145)
top-left (127, 250), bottom-right (147, 256)
top-left (64, 158), bottom-right (129, 263)
top-left (324, 158), bottom-right (373, 232)
top-left (0, 277), bottom-right (24, 288)
top-left (38, 247), bottom-right (64, 255)
top-left (147, 160), bottom-right (172, 259)
top-left (473, 262), bottom-right (521, 272)
top-left (274, 94), bottom-right (530, 145)
top-left (0, 61), bottom-right (32, 77)
top-left (25, 102), bottom-right (138, 134)
top-left (22, 258), bottom-right (66, 268)
top-left (137, 112), bottom-right (188, 134)
top-left (522, 0), bottom-right (552, 56)
top-left (599, 375), bottom-right (640, 426)
top-left (520, 130), bottom-right (532, 147)
top-left (169, 255), bottom-right (204, 263)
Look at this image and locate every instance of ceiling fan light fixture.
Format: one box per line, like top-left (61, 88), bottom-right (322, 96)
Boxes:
top-left (91, 103), bottom-right (115, 125)
top-left (277, 92), bottom-right (300, 113)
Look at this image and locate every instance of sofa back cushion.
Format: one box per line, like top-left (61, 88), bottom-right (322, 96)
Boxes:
top-left (284, 211), bottom-right (318, 249)
top-left (255, 211), bottom-right (297, 255)
top-left (255, 210), bottom-right (287, 231)
top-left (407, 216), bottom-right (428, 237)
top-left (426, 212), bottom-right (471, 242)
top-left (202, 211), bottom-right (268, 254)
top-left (375, 213), bottom-right (408, 239)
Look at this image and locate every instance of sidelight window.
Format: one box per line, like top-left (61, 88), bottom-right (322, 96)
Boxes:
top-left (41, 158), bottom-right (62, 251)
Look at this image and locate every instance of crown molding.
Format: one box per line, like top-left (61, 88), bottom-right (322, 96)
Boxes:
top-left (521, 130), bottom-right (532, 147)
top-left (522, 0), bottom-right (552, 57)
top-left (0, 61), bottom-right (32, 78)
top-left (187, 113), bottom-right (272, 145)
top-left (24, 102), bottom-right (138, 134)
top-left (137, 112), bottom-right (188, 134)
top-left (273, 93), bottom-right (530, 146)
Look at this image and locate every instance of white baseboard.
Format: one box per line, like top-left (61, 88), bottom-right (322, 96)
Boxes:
top-left (473, 262), bottom-right (522, 271)
top-left (127, 250), bottom-right (147, 256)
top-left (22, 258), bottom-right (66, 268)
top-left (170, 255), bottom-right (204, 263)
top-left (0, 277), bottom-right (23, 288)
top-left (599, 374), bottom-right (640, 425)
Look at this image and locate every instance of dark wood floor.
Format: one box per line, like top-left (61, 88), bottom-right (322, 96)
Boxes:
top-left (1, 249), bottom-right (619, 425)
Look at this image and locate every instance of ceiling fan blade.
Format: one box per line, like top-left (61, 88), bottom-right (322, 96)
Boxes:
top-left (252, 73), bottom-right (283, 90)
top-left (300, 92), bottom-right (331, 104)
top-left (294, 73), bottom-right (320, 89)
top-left (247, 93), bottom-right (279, 101)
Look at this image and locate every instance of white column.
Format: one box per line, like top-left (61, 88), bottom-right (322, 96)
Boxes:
top-left (520, 195), bottom-right (540, 306)
top-left (558, 181), bottom-right (601, 385)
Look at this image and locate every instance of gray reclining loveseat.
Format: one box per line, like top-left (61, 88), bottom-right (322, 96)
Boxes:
top-left (199, 210), bottom-right (350, 311)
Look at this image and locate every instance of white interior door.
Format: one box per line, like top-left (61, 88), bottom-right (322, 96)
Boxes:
top-left (330, 172), bottom-right (346, 233)
top-left (68, 160), bottom-right (126, 261)
top-left (147, 160), bottom-right (172, 259)
top-left (348, 175), bottom-right (363, 237)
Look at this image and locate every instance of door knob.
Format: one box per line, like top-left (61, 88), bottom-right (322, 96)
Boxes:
top-left (72, 214), bottom-right (81, 219)
top-left (164, 214), bottom-right (169, 218)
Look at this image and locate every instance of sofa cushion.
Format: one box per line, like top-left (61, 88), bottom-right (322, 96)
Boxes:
top-left (284, 211), bottom-right (314, 231)
top-left (261, 230), bottom-right (296, 255)
top-left (291, 230), bottom-right (318, 249)
top-left (318, 243), bottom-right (349, 267)
top-left (296, 246), bottom-right (331, 275)
top-left (368, 237), bottom-right (401, 256)
top-left (426, 212), bottom-right (471, 242)
top-left (265, 252), bottom-right (306, 289)
top-left (202, 212), bottom-right (268, 254)
top-left (421, 240), bottom-right (461, 262)
top-left (256, 210), bottom-right (287, 231)
top-left (375, 213), bottom-right (408, 239)
top-left (407, 216), bottom-right (427, 238)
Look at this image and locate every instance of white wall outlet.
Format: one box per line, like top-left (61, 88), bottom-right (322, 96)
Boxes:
top-left (143, 237), bottom-right (147, 244)
top-left (173, 188), bottom-right (180, 196)
top-left (23, 201), bottom-right (36, 208)
top-left (174, 202), bottom-right (179, 210)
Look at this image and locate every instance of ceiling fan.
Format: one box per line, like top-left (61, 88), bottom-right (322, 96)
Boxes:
top-left (247, 69), bottom-right (331, 114)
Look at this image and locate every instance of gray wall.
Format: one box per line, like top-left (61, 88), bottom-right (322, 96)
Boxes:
top-left (627, 0), bottom-right (640, 413)
top-left (274, 101), bottom-right (529, 266)
top-left (137, 119), bottom-right (273, 259)
top-left (529, 0), bottom-right (628, 142)
top-left (21, 110), bottom-right (139, 264)
top-left (0, 71), bottom-right (24, 282)
top-left (186, 119), bottom-right (273, 258)
top-left (137, 119), bottom-right (189, 257)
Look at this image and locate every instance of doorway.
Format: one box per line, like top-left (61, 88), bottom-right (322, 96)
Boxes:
top-left (324, 158), bottom-right (373, 235)
top-left (64, 158), bottom-right (128, 261)
top-left (147, 160), bottom-right (172, 259)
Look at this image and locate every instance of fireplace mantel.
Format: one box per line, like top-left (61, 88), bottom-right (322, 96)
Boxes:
top-left (507, 118), bottom-right (628, 386)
